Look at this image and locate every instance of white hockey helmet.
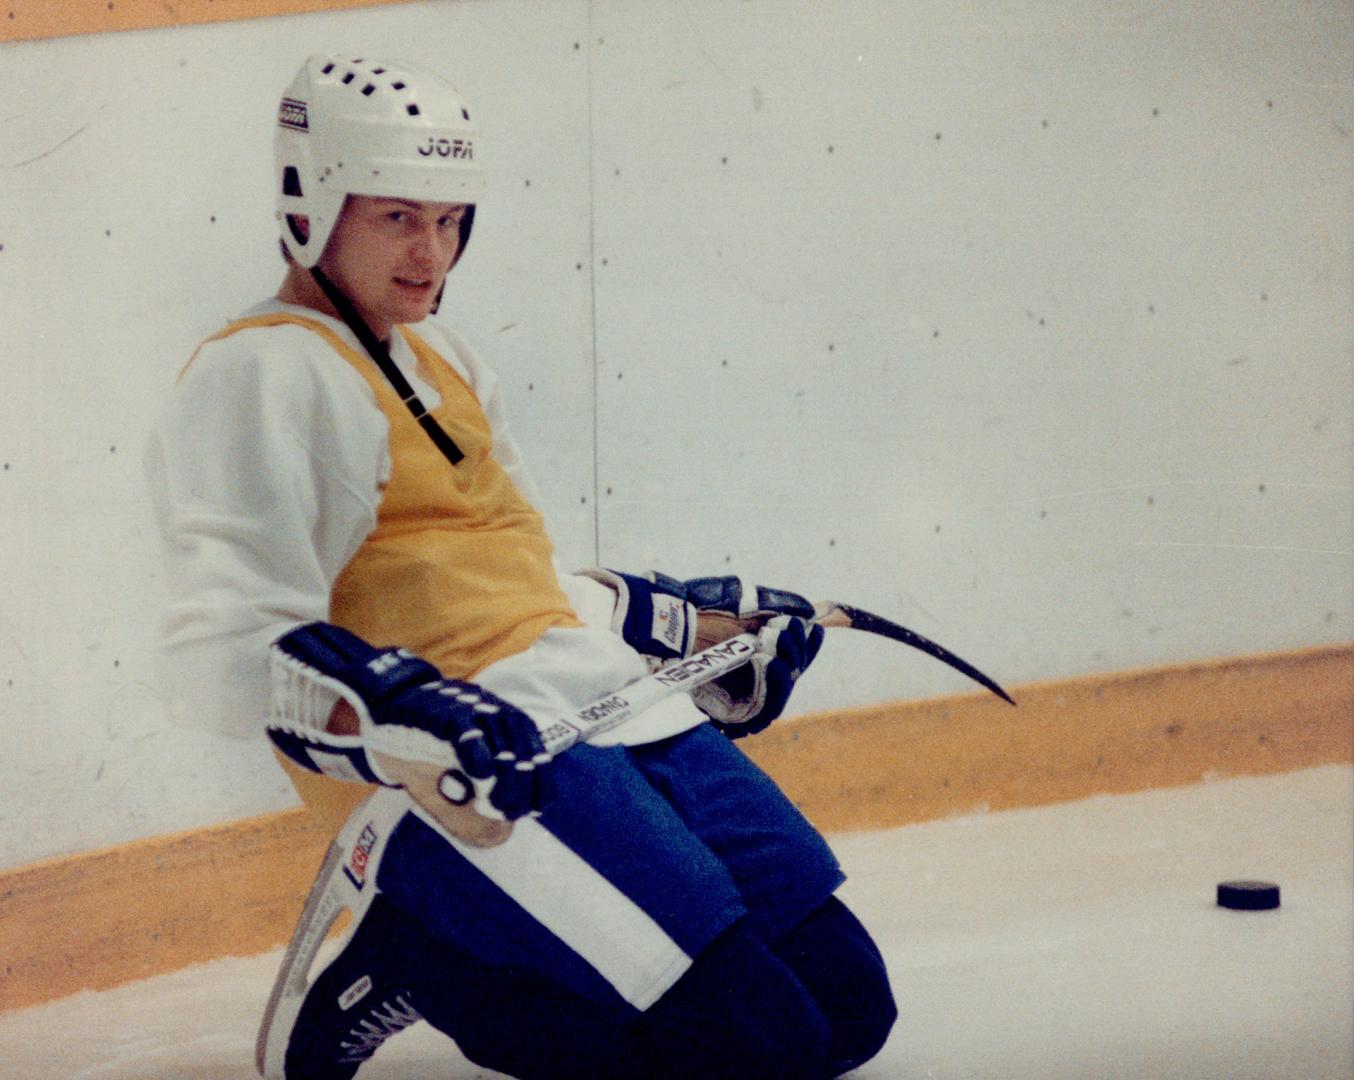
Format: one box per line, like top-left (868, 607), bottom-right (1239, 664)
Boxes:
top-left (275, 55), bottom-right (485, 268)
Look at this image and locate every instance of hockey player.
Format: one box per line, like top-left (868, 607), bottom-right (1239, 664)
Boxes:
top-left (146, 55), bottom-right (895, 1079)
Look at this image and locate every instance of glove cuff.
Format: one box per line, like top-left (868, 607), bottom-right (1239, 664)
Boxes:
top-left (577, 568), bottom-right (697, 661)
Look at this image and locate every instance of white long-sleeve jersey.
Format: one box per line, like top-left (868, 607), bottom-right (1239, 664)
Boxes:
top-left (144, 298), bottom-right (704, 748)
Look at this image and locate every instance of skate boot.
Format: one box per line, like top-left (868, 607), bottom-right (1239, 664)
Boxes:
top-left (257, 795), bottom-right (422, 1078)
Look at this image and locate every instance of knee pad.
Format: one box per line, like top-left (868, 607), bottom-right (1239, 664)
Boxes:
top-left (416, 952), bottom-right (648, 1080)
top-left (635, 922), bottom-right (832, 1080)
top-left (772, 896), bottom-right (897, 1075)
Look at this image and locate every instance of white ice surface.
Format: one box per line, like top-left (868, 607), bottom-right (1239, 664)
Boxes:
top-left (1, 766), bottom-right (1349, 1079)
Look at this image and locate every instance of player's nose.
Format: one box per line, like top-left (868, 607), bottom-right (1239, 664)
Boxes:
top-left (408, 226), bottom-right (456, 270)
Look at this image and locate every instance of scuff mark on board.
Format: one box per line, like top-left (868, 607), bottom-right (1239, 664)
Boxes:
top-left (4, 121), bottom-right (91, 169)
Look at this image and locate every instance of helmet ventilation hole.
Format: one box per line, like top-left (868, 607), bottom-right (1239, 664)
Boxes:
top-left (321, 62), bottom-right (334, 74)
top-left (362, 84), bottom-right (376, 96)
top-left (341, 72), bottom-right (355, 85)
top-left (392, 81), bottom-right (406, 90)
top-left (406, 103), bottom-right (421, 116)
top-left (282, 166), bottom-right (303, 197)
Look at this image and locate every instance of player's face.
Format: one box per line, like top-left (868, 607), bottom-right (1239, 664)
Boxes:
top-left (319, 195), bottom-right (468, 338)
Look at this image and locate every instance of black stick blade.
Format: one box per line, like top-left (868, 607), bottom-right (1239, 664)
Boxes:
top-left (834, 604), bottom-right (1017, 706)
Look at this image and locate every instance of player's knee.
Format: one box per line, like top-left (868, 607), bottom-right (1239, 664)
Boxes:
top-left (827, 942), bottom-right (896, 1073)
top-left (638, 923), bottom-right (831, 1080)
top-left (773, 896), bottom-right (897, 1074)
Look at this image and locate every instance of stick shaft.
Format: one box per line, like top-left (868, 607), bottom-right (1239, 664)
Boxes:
top-left (535, 632), bottom-right (760, 754)
top-left (535, 598), bottom-right (1014, 757)
top-left (417, 603), bottom-right (1011, 844)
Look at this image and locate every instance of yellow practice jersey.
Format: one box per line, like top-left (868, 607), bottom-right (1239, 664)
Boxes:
top-left (190, 312), bottom-right (583, 830)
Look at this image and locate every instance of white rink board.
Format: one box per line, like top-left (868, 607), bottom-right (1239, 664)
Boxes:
top-left (0, 769), bottom-right (1348, 1079)
top-left (1, 1), bottom-right (1352, 866)
top-left (587, 0), bottom-right (1353, 715)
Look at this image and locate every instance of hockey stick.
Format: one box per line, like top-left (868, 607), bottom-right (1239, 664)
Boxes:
top-left (436, 603), bottom-right (1010, 839)
top-left (413, 602), bottom-right (1012, 844)
top-left (535, 601), bottom-right (1013, 758)
top-left (271, 603), bottom-right (1013, 845)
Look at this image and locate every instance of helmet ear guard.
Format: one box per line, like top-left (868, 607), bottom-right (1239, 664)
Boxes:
top-left (275, 55), bottom-right (485, 269)
top-left (280, 167), bottom-right (312, 250)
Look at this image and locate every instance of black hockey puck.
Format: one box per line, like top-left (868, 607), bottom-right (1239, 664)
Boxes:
top-left (1217, 880), bottom-right (1280, 911)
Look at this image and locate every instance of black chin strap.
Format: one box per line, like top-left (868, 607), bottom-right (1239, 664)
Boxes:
top-left (309, 266), bottom-right (464, 466)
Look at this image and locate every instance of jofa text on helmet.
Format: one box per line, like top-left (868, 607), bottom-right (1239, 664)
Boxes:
top-left (419, 137), bottom-right (474, 160)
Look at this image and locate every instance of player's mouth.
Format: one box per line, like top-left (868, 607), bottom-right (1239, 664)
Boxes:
top-left (393, 276), bottom-right (435, 295)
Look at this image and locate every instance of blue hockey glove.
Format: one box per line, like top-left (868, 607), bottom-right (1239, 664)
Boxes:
top-left (267, 622), bottom-right (552, 822)
top-left (696, 612), bottom-right (825, 737)
top-left (576, 569), bottom-right (699, 662)
top-left (580, 570), bottom-right (823, 735)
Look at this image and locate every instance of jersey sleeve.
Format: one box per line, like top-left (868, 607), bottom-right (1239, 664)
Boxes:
top-left (143, 326), bottom-right (389, 737)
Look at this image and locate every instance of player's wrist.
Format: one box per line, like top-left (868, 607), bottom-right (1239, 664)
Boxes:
top-left (326, 697), bottom-right (361, 736)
